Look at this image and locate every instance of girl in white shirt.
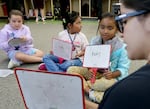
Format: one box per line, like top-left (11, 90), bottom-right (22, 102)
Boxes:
top-left (39, 11), bottom-right (89, 72)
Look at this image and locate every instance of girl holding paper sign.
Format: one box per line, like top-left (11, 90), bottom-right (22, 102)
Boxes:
top-left (67, 12), bottom-right (130, 103)
top-left (39, 11), bottom-right (89, 72)
top-left (0, 10), bottom-right (44, 69)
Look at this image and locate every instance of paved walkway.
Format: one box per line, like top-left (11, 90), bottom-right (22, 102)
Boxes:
top-left (0, 20), bottom-right (146, 109)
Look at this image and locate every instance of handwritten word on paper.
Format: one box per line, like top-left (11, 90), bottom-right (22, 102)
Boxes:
top-left (83, 45), bottom-right (111, 69)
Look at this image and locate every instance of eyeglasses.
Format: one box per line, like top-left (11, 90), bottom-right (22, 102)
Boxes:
top-left (115, 10), bottom-right (148, 33)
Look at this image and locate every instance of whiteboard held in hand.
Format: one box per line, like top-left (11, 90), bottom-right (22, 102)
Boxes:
top-left (14, 68), bottom-right (85, 109)
top-left (52, 38), bottom-right (72, 60)
top-left (8, 38), bottom-right (25, 47)
top-left (83, 45), bottom-right (111, 69)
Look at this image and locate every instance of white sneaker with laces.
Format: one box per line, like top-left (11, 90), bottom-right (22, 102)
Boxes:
top-left (89, 89), bottom-right (104, 103)
top-left (8, 59), bottom-right (20, 69)
top-left (35, 17), bottom-right (39, 23)
top-left (89, 89), bottom-right (97, 102)
top-left (42, 17), bottom-right (45, 22)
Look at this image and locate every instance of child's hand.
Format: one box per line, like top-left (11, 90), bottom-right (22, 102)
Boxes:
top-left (20, 36), bottom-right (27, 42)
top-left (97, 69), bottom-right (106, 73)
top-left (75, 50), bottom-right (85, 58)
top-left (75, 53), bottom-right (81, 58)
top-left (103, 70), bottom-right (113, 80)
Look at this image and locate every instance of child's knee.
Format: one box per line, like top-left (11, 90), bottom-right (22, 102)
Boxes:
top-left (43, 54), bottom-right (52, 62)
top-left (67, 66), bottom-right (79, 74)
top-left (36, 50), bottom-right (44, 57)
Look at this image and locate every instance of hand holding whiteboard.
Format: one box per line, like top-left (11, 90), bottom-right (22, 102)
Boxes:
top-left (8, 38), bottom-right (26, 47)
top-left (83, 45), bottom-right (111, 69)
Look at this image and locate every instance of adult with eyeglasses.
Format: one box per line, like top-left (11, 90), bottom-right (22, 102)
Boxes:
top-left (85, 0), bottom-right (150, 109)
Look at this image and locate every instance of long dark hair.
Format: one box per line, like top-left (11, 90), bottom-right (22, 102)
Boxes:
top-left (120, 0), bottom-right (150, 11)
top-left (62, 11), bottom-right (80, 29)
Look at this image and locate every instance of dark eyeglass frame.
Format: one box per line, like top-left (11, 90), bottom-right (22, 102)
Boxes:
top-left (115, 10), bottom-right (148, 33)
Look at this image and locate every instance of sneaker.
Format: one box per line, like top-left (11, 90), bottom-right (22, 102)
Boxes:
top-left (42, 17), bottom-right (45, 22)
top-left (38, 63), bottom-right (47, 70)
top-left (35, 17), bottom-right (38, 23)
top-left (42, 18), bottom-right (45, 24)
top-left (8, 59), bottom-right (20, 69)
top-left (89, 89), bottom-right (104, 103)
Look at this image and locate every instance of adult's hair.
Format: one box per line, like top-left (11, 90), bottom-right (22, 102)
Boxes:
top-left (96, 12), bottom-right (117, 35)
top-left (120, 0), bottom-right (150, 11)
top-left (62, 11), bottom-right (80, 29)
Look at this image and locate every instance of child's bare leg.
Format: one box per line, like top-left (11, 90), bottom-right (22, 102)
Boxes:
top-left (85, 99), bottom-right (98, 109)
top-left (32, 49), bottom-right (44, 57)
top-left (15, 52), bottom-right (43, 63)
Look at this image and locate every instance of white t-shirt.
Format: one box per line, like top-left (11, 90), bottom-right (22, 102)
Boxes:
top-left (58, 30), bottom-right (89, 61)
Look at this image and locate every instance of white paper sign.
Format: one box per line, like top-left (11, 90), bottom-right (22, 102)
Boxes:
top-left (15, 69), bottom-right (85, 109)
top-left (83, 45), bottom-right (111, 69)
top-left (0, 69), bottom-right (13, 77)
top-left (52, 38), bottom-right (72, 60)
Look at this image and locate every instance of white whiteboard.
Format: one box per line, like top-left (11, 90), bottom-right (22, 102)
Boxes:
top-left (15, 69), bottom-right (85, 109)
top-left (83, 45), bottom-right (111, 69)
top-left (52, 38), bottom-right (72, 60)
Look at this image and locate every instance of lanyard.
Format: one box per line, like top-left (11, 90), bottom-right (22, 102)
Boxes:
top-left (67, 31), bottom-right (77, 51)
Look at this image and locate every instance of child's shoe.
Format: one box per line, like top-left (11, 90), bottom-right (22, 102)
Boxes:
top-left (89, 89), bottom-right (104, 103)
top-left (38, 63), bottom-right (47, 70)
top-left (8, 59), bottom-right (20, 69)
